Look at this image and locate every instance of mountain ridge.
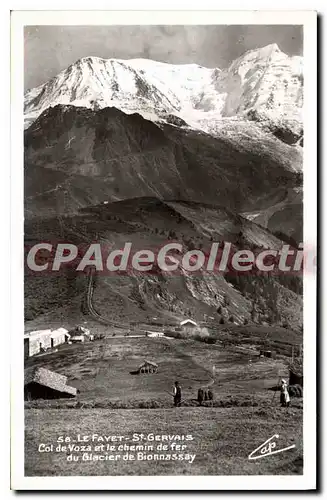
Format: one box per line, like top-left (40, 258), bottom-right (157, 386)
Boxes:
top-left (25, 104), bottom-right (302, 224)
top-left (24, 44), bottom-right (303, 139)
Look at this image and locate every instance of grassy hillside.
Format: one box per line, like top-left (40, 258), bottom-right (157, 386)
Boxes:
top-left (25, 336), bottom-right (298, 406)
top-left (24, 335), bottom-right (302, 476)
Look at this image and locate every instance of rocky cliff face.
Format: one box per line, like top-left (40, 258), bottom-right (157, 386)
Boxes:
top-left (25, 105), bottom-right (302, 221)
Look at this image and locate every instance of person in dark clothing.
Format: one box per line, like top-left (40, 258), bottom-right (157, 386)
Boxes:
top-left (173, 381), bottom-right (182, 407)
top-left (207, 388), bottom-right (213, 401)
top-left (197, 388), bottom-right (204, 406)
top-left (204, 389), bottom-right (208, 401)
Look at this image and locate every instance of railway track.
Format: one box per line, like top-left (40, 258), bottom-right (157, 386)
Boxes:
top-left (83, 266), bottom-right (130, 330)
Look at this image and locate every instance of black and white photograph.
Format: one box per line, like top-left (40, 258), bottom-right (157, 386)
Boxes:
top-left (10, 9), bottom-right (317, 490)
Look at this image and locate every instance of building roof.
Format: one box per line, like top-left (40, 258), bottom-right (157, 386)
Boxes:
top-left (24, 367), bottom-right (77, 396)
top-left (69, 326), bottom-right (91, 336)
top-left (51, 327), bottom-right (69, 338)
top-left (25, 327), bottom-right (70, 340)
top-left (139, 360), bottom-right (158, 368)
top-left (180, 319), bottom-right (198, 327)
top-left (146, 331), bottom-right (164, 337)
top-left (24, 329), bottom-right (52, 339)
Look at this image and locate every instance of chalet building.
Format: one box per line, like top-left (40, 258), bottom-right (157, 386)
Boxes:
top-left (137, 360), bottom-right (158, 374)
top-left (51, 328), bottom-right (70, 347)
top-left (146, 331), bottom-right (165, 338)
top-left (180, 319), bottom-right (198, 328)
top-left (24, 367), bottom-right (77, 400)
top-left (259, 350), bottom-right (276, 359)
top-left (70, 335), bottom-right (86, 343)
top-left (24, 329), bottom-right (52, 359)
top-left (69, 326), bottom-right (94, 342)
top-left (24, 326), bottom-right (86, 359)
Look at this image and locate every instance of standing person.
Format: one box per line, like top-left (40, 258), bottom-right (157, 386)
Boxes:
top-left (280, 379), bottom-right (290, 407)
top-left (197, 388), bottom-right (204, 406)
top-left (173, 381), bottom-right (182, 407)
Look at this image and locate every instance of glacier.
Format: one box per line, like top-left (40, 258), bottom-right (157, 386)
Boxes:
top-left (24, 44), bottom-right (303, 136)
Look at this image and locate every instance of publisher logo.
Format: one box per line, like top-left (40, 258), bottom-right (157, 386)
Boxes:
top-left (248, 434), bottom-right (296, 460)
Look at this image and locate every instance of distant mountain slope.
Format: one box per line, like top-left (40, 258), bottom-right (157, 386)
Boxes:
top-left (242, 187), bottom-right (303, 244)
top-left (25, 105), bottom-right (302, 220)
top-left (24, 45), bottom-right (303, 140)
top-left (25, 197), bottom-right (302, 330)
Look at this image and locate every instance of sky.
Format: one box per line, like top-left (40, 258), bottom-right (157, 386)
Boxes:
top-left (24, 25), bottom-right (303, 90)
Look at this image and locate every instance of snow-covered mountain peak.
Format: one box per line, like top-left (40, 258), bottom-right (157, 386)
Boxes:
top-left (24, 45), bottom-right (303, 136)
top-left (232, 43), bottom-right (280, 64)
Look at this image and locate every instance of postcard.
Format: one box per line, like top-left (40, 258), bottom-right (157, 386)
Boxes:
top-left (10, 9), bottom-right (317, 490)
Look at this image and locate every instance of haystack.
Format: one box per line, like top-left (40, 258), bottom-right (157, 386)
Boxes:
top-left (138, 360), bottom-right (158, 374)
top-left (289, 359), bottom-right (303, 387)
